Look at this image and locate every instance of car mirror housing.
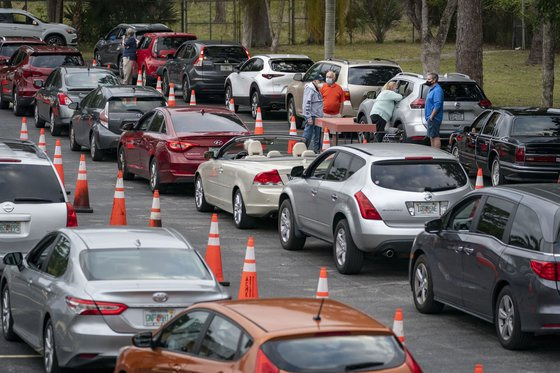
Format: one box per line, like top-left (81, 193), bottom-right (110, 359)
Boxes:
top-left (3, 252), bottom-right (24, 271)
top-left (204, 150), bottom-right (215, 160)
top-left (290, 165), bottom-right (304, 178)
top-left (68, 102), bottom-right (79, 110)
top-left (132, 331), bottom-right (154, 348)
top-left (293, 73), bottom-right (302, 81)
top-left (425, 218), bottom-right (443, 234)
top-left (33, 79), bottom-right (44, 88)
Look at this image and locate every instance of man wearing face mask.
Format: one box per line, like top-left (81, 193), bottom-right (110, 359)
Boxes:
top-left (369, 81), bottom-right (403, 142)
top-left (425, 72), bottom-right (444, 149)
top-left (302, 73), bottom-right (325, 153)
top-left (320, 70), bottom-right (344, 118)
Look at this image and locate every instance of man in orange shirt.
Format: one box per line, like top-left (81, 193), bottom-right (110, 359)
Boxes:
top-left (320, 70), bottom-right (344, 117)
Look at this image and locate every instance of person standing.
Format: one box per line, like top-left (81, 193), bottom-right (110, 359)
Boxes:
top-left (320, 70), bottom-right (344, 118)
top-left (302, 73), bottom-right (325, 153)
top-left (369, 81), bottom-right (403, 141)
top-left (425, 72), bottom-right (444, 149)
top-left (122, 28), bottom-right (138, 85)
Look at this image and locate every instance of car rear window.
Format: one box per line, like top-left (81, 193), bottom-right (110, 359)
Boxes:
top-left (0, 44), bottom-right (23, 57)
top-left (30, 54), bottom-right (84, 68)
top-left (172, 113), bottom-right (248, 133)
top-left (0, 164), bottom-right (65, 204)
top-left (348, 66), bottom-right (402, 86)
top-left (261, 334), bottom-right (405, 372)
top-left (512, 116), bottom-right (560, 137)
top-left (157, 36), bottom-right (196, 50)
top-left (371, 160), bottom-right (468, 192)
top-left (203, 46), bottom-right (247, 63)
top-left (270, 59), bottom-right (314, 73)
top-left (108, 97), bottom-right (165, 114)
top-left (65, 72), bottom-right (120, 89)
top-left (422, 82), bottom-right (485, 102)
top-left (80, 248), bottom-right (211, 281)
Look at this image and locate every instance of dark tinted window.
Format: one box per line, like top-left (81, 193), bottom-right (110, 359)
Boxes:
top-left (270, 59), bottom-right (313, 73)
top-left (148, 111), bottom-right (165, 132)
top-left (172, 113), bottom-right (248, 133)
top-left (27, 235), bottom-right (57, 272)
top-left (157, 36), bottom-right (196, 51)
top-left (371, 160), bottom-right (467, 192)
top-left (159, 311), bottom-right (209, 352)
top-left (108, 97), bottom-right (165, 114)
top-left (447, 197), bottom-right (481, 231)
top-left (261, 335), bottom-right (405, 372)
top-left (348, 66), bottom-right (402, 86)
top-left (30, 54), bottom-right (84, 68)
top-left (482, 113), bottom-right (501, 135)
top-left (0, 13), bottom-right (11, 23)
top-left (0, 44), bottom-right (24, 57)
top-left (348, 156), bottom-right (366, 177)
top-left (309, 152), bottom-right (336, 179)
top-left (199, 316), bottom-right (242, 361)
top-left (239, 333), bottom-right (253, 356)
top-left (512, 116), bottom-right (560, 137)
top-left (476, 197), bottom-right (515, 240)
top-left (472, 111), bottom-right (491, 133)
top-left (252, 58), bottom-right (264, 71)
top-left (0, 164), bottom-right (65, 203)
top-left (136, 112), bottom-right (155, 131)
top-left (203, 46), bottom-right (247, 63)
top-left (46, 236), bottom-right (71, 277)
top-left (326, 152), bottom-right (353, 181)
top-left (438, 82), bottom-right (485, 101)
top-left (303, 63), bottom-right (323, 81)
top-left (65, 71), bottom-right (119, 88)
top-left (509, 205), bottom-right (544, 251)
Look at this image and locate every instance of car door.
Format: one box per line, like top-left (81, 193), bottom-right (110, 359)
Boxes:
top-left (476, 112), bottom-right (501, 171)
top-left (168, 44), bottom-right (188, 86)
top-left (75, 89), bottom-right (98, 146)
top-left (9, 13), bottom-right (39, 38)
top-left (43, 70), bottom-right (61, 119)
top-left (104, 27), bottom-right (124, 65)
top-left (237, 58), bottom-right (262, 103)
top-left (36, 70), bottom-right (55, 120)
top-left (230, 58), bottom-right (254, 101)
top-left (136, 36), bottom-right (152, 69)
top-left (0, 12), bottom-right (12, 36)
top-left (460, 110), bottom-right (490, 171)
top-left (4, 50), bottom-right (24, 97)
top-left (71, 89), bottom-right (92, 145)
top-left (125, 111), bottom-right (156, 173)
top-left (140, 111), bottom-right (165, 175)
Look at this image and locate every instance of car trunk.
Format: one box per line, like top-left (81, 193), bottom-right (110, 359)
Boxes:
top-left (517, 137), bottom-right (560, 167)
top-left (346, 65), bottom-right (403, 110)
top-left (66, 88), bottom-right (94, 104)
top-left (268, 59), bottom-right (314, 94)
top-left (231, 158), bottom-right (307, 184)
top-left (177, 133), bottom-right (244, 160)
top-left (107, 97), bottom-right (165, 134)
top-left (201, 46), bottom-right (248, 81)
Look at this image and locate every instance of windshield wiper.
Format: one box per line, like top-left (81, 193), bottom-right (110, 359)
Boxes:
top-left (345, 361), bottom-right (384, 371)
top-left (425, 185), bottom-right (457, 192)
top-left (14, 197), bottom-right (53, 203)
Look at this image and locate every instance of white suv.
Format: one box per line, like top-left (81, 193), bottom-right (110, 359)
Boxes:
top-left (0, 9), bottom-right (77, 46)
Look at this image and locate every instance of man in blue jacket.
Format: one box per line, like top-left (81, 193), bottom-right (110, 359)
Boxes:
top-left (425, 72), bottom-right (444, 149)
top-left (302, 73), bottom-right (324, 153)
top-left (122, 28), bottom-right (137, 84)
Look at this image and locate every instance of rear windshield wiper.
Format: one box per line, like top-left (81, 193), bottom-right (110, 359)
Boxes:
top-left (345, 361), bottom-right (384, 371)
top-left (14, 197), bottom-right (53, 203)
top-left (425, 185), bottom-right (457, 192)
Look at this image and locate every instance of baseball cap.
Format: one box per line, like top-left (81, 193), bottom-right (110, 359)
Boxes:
top-left (312, 73), bottom-right (325, 82)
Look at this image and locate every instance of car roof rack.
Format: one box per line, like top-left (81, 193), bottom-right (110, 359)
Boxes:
top-left (325, 57), bottom-right (349, 64)
top-left (396, 72), bottom-right (424, 79)
top-left (443, 72), bottom-right (470, 79)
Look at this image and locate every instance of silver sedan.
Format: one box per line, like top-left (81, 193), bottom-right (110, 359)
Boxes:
top-left (1, 227), bottom-right (229, 373)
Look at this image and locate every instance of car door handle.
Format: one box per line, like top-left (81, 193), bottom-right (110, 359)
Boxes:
top-left (463, 247), bottom-right (474, 255)
top-left (331, 193), bottom-right (338, 201)
top-left (311, 189), bottom-right (318, 196)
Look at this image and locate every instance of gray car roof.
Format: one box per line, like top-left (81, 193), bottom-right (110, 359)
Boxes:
top-left (0, 139), bottom-right (49, 163)
top-left (342, 143), bottom-right (456, 159)
top-left (103, 85), bottom-right (161, 97)
top-left (490, 184), bottom-right (560, 205)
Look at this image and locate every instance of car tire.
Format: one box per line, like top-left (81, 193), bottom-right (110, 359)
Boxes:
top-left (233, 189), bottom-right (254, 229)
top-left (288, 97), bottom-right (303, 129)
top-left (90, 134), bottom-right (103, 161)
top-left (43, 319), bottom-right (64, 373)
top-left (149, 157), bottom-right (166, 193)
top-left (224, 84), bottom-right (238, 113)
top-left (182, 77), bottom-right (191, 104)
top-left (69, 123), bottom-right (81, 151)
top-left (118, 55), bottom-right (124, 79)
top-left (451, 143), bottom-right (460, 158)
top-left (12, 90), bottom-right (25, 116)
top-left (412, 255), bottom-right (444, 313)
top-left (250, 89), bottom-right (262, 119)
top-left (0, 90), bottom-right (9, 110)
top-left (49, 111), bottom-right (62, 136)
top-left (142, 66), bottom-right (148, 87)
top-left (333, 219), bottom-right (363, 274)
top-left (195, 175), bottom-right (213, 212)
top-left (491, 157), bottom-right (505, 186)
top-left (495, 286), bottom-right (532, 350)
top-left (94, 51), bottom-right (102, 66)
top-left (278, 199), bottom-right (306, 251)
top-left (44, 34), bottom-right (65, 46)
top-left (118, 146), bottom-right (134, 180)
top-left (1, 286), bottom-right (17, 341)
top-left (34, 105), bottom-right (46, 128)
top-left (162, 72), bottom-right (170, 97)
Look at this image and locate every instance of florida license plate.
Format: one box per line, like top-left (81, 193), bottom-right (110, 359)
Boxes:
top-left (0, 222), bottom-right (20, 234)
top-left (449, 111), bottom-right (464, 121)
top-left (144, 309), bottom-right (175, 327)
top-left (220, 65), bottom-right (233, 72)
top-left (414, 202), bottom-right (440, 216)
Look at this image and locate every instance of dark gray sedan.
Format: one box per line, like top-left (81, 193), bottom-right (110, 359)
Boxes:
top-left (409, 184), bottom-right (560, 350)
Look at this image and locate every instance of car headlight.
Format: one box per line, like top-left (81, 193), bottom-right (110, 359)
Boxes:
top-left (66, 28), bottom-right (75, 34)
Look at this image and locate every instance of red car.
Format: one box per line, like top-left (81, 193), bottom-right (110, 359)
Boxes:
top-left (0, 44), bottom-right (83, 115)
top-left (118, 106), bottom-right (250, 191)
top-left (0, 36), bottom-right (45, 64)
top-left (137, 32), bottom-right (197, 86)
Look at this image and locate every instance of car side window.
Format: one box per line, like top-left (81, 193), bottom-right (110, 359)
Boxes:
top-left (183, 44), bottom-right (193, 59)
top-left (92, 91), bottom-right (106, 109)
top-left (471, 111), bottom-right (491, 133)
top-left (0, 13), bottom-right (12, 23)
top-left (158, 311), bottom-right (210, 353)
top-left (10, 50), bottom-right (24, 66)
top-left (308, 152), bottom-right (336, 179)
top-left (238, 332), bottom-right (253, 356)
top-left (240, 59), bottom-right (254, 72)
top-left (46, 235), bottom-right (71, 277)
top-left (136, 112), bottom-right (155, 131)
top-left (160, 117), bottom-right (167, 134)
top-left (139, 37), bottom-right (151, 50)
top-left (27, 235), bottom-right (58, 272)
top-left (44, 71), bottom-right (56, 88)
top-left (348, 156), bottom-right (366, 178)
top-left (53, 71), bottom-right (62, 89)
top-left (481, 112), bottom-right (501, 136)
top-left (303, 63), bottom-right (323, 81)
top-left (447, 197), bottom-right (482, 231)
top-left (323, 64), bottom-right (339, 77)
top-left (80, 89), bottom-right (96, 108)
top-left (12, 13), bottom-right (34, 25)
top-left (508, 205), bottom-right (544, 251)
top-left (326, 152), bottom-right (353, 182)
top-left (475, 197), bottom-right (515, 241)
top-left (148, 111), bottom-right (164, 132)
top-left (493, 116), bottom-right (508, 138)
top-left (198, 315), bottom-right (243, 361)
top-left (106, 27), bottom-right (120, 41)
top-left (252, 58), bottom-right (264, 72)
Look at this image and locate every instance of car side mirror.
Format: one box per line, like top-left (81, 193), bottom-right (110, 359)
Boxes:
top-left (132, 331), bottom-right (154, 348)
top-left (463, 126), bottom-right (471, 133)
top-left (3, 252), bottom-right (24, 271)
top-left (120, 121), bottom-right (136, 131)
top-left (293, 73), bottom-right (302, 81)
top-left (425, 218), bottom-right (443, 234)
top-left (68, 102), bottom-right (79, 110)
top-left (33, 79), bottom-right (44, 88)
top-left (204, 150), bottom-right (215, 160)
top-left (32, 20), bottom-right (39, 26)
top-left (290, 165), bottom-right (304, 178)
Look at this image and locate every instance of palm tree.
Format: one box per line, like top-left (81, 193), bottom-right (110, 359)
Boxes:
top-left (324, 0), bottom-right (336, 59)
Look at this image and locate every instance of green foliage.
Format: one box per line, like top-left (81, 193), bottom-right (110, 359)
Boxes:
top-left (305, 0), bottom-right (349, 44)
top-left (359, 0), bottom-right (403, 43)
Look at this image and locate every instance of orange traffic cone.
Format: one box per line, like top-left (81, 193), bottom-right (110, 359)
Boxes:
top-left (109, 171), bottom-right (127, 225)
top-left (254, 107), bottom-right (264, 135)
top-left (288, 116), bottom-right (298, 154)
top-left (474, 364), bottom-right (483, 373)
top-left (107, 63), bottom-right (111, 70)
top-left (189, 89), bottom-right (197, 106)
top-left (475, 168), bottom-right (484, 189)
top-left (167, 83), bottom-right (176, 107)
top-left (321, 128), bottom-right (331, 152)
top-left (393, 308), bottom-right (404, 344)
top-left (19, 117), bottom-right (28, 140)
top-left (205, 213), bottom-right (224, 282)
top-left (316, 267), bottom-right (329, 298)
top-left (92, 59), bottom-right (98, 67)
top-left (155, 76), bottom-right (163, 94)
top-left (148, 190), bottom-right (162, 227)
top-left (362, 135), bottom-right (368, 144)
top-left (229, 98), bottom-right (235, 112)
top-left (37, 128), bottom-right (47, 153)
top-left (136, 69), bottom-right (142, 87)
top-left (238, 236), bottom-right (258, 299)
top-left (73, 154), bottom-right (93, 213)
top-left (53, 139), bottom-right (64, 186)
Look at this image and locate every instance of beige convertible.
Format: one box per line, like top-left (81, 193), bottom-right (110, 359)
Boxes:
top-left (195, 135), bottom-right (316, 228)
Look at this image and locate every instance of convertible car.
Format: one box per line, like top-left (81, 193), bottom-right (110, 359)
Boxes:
top-left (194, 135), bottom-right (316, 228)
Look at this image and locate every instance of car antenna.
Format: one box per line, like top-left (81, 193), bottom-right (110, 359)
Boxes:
top-left (313, 298), bottom-right (325, 322)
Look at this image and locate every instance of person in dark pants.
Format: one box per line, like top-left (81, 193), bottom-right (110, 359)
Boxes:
top-left (122, 28), bottom-right (138, 84)
top-left (369, 81), bottom-right (402, 142)
top-left (302, 73), bottom-right (324, 153)
top-left (425, 72), bottom-right (444, 149)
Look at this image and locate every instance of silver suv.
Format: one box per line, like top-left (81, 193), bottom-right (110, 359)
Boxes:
top-left (357, 72), bottom-right (491, 144)
top-left (0, 9), bottom-right (77, 46)
top-left (0, 139), bottom-right (76, 269)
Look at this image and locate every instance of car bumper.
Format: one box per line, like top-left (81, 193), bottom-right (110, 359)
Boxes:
top-left (191, 79), bottom-right (227, 95)
top-left (94, 125), bottom-right (120, 151)
top-left (259, 94), bottom-right (285, 110)
top-left (352, 220), bottom-right (422, 255)
top-left (500, 163), bottom-right (560, 183)
top-left (244, 185), bottom-right (284, 217)
top-left (160, 157), bottom-right (202, 184)
top-left (15, 95), bottom-right (35, 107)
top-left (53, 105), bottom-right (73, 125)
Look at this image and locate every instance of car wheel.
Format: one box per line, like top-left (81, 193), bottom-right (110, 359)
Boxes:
top-left (12, 90), bottom-right (24, 116)
top-left (142, 67), bottom-right (147, 87)
top-left (43, 319), bottom-right (63, 373)
top-left (396, 123), bottom-right (407, 143)
top-left (225, 85), bottom-right (238, 112)
top-left (182, 78), bottom-right (191, 103)
top-left (162, 72), bottom-right (170, 97)
top-left (95, 51), bottom-right (102, 66)
top-left (278, 199), bottom-right (306, 251)
top-left (250, 90), bottom-right (261, 119)
top-left (90, 134), bottom-right (103, 161)
top-left (412, 255), bottom-right (444, 313)
top-left (50, 111), bottom-right (62, 136)
top-left (69, 123), bottom-right (81, 151)
top-left (34, 104), bottom-right (46, 128)
top-left (333, 219), bottom-right (363, 274)
top-left (118, 55), bottom-right (124, 79)
top-left (495, 286), bottom-right (532, 350)
top-left (288, 97), bottom-right (303, 129)
top-left (118, 146), bottom-right (134, 180)
top-left (45, 34), bottom-right (65, 46)
top-left (451, 143), bottom-right (460, 158)
top-left (491, 157), bottom-right (505, 186)
top-left (195, 176), bottom-right (213, 212)
top-left (1, 286), bottom-right (17, 341)
top-left (149, 157), bottom-right (166, 192)
top-left (233, 189), bottom-right (254, 229)
top-left (0, 89), bottom-right (9, 109)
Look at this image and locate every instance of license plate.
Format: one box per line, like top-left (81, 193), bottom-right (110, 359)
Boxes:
top-left (144, 309), bottom-right (175, 327)
top-left (220, 65), bottom-right (233, 72)
top-left (449, 111), bottom-right (464, 121)
top-left (414, 202), bottom-right (440, 216)
top-left (0, 222), bottom-right (20, 234)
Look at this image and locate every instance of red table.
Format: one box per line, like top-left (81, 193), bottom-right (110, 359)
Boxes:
top-left (316, 117), bottom-right (376, 145)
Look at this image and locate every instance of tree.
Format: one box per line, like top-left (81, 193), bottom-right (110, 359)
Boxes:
top-left (526, 24), bottom-right (542, 65)
top-left (305, 0), bottom-right (348, 44)
top-left (241, 0), bottom-right (272, 47)
top-left (406, 0), bottom-right (457, 74)
top-left (2, 1), bottom-right (12, 8)
top-left (537, 0), bottom-right (560, 106)
top-left (269, 0), bottom-right (287, 52)
top-left (47, 0), bottom-right (64, 23)
top-left (456, 0), bottom-right (483, 87)
top-left (325, 0), bottom-right (336, 59)
top-left (214, 0), bottom-right (226, 23)
top-left (361, 0), bottom-right (403, 43)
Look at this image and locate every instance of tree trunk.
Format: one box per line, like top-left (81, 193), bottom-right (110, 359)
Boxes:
top-left (456, 0), bottom-right (483, 87)
top-left (324, 0), bottom-right (336, 59)
top-left (71, 0), bottom-right (84, 42)
top-left (214, 0), bottom-right (226, 23)
top-left (2, 1), bottom-right (12, 8)
top-left (270, 0), bottom-right (287, 52)
top-left (47, 0), bottom-right (63, 23)
top-left (527, 25), bottom-right (543, 65)
top-left (541, 19), bottom-right (554, 107)
top-left (241, 0), bottom-right (272, 47)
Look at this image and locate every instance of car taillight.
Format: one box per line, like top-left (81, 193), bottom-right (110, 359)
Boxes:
top-left (515, 147), bottom-right (525, 162)
top-left (243, 47), bottom-right (250, 59)
top-left (166, 141), bottom-right (197, 152)
top-left (253, 170), bottom-right (283, 185)
top-left (354, 191), bottom-right (381, 220)
top-left (479, 99), bottom-right (492, 108)
top-left (404, 347), bottom-right (423, 373)
top-left (525, 155), bottom-right (557, 162)
top-left (194, 47), bottom-right (205, 67)
top-left (343, 89), bottom-right (351, 101)
top-left (22, 69), bottom-right (42, 79)
top-left (530, 260), bottom-right (560, 281)
top-left (255, 349), bottom-right (279, 373)
top-left (99, 102), bottom-right (109, 128)
top-left (57, 92), bottom-right (72, 106)
top-left (410, 98), bottom-right (425, 109)
top-left (261, 73), bottom-right (285, 79)
top-left (66, 202), bottom-right (78, 227)
top-left (65, 296), bottom-right (128, 315)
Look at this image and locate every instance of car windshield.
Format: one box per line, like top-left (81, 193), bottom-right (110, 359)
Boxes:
top-left (218, 137), bottom-right (306, 159)
top-left (65, 71), bottom-right (120, 88)
top-left (261, 334), bottom-right (405, 372)
top-left (371, 160), bottom-right (468, 192)
top-left (203, 46), bottom-right (247, 63)
top-left (512, 116), bottom-right (560, 137)
top-left (348, 66), bottom-right (402, 86)
top-left (80, 248), bottom-right (211, 281)
top-left (270, 59), bottom-right (314, 73)
top-left (0, 164), bottom-right (65, 203)
top-left (30, 54), bottom-right (84, 68)
top-left (422, 82), bottom-right (485, 102)
top-left (108, 97), bottom-right (165, 114)
top-left (172, 112), bottom-right (248, 133)
top-left (157, 36), bottom-right (196, 50)
top-left (0, 44), bottom-right (23, 57)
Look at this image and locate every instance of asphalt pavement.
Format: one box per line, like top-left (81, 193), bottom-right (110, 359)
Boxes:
top-left (0, 98), bottom-right (559, 373)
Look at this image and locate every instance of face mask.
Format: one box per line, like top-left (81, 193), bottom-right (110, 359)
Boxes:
top-left (426, 80), bottom-right (433, 87)
top-left (326, 78), bottom-right (334, 85)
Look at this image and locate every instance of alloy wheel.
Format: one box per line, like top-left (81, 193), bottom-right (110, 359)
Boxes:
top-left (119, 148), bottom-right (126, 171)
top-left (225, 86), bottom-right (232, 108)
top-left (251, 91), bottom-right (258, 118)
top-left (335, 227), bottom-right (347, 266)
top-left (162, 74), bottom-right (170, 97)
top-left (150, 160), bottom-right (158, 190)
top-left (280, 206), bottom-right (291, 243)
top-left (50, 112), bottom-right (56, 134)
top-left (491, 159), bottom-right (501, 186)
top-left (2, 289), bottom-right (10, 335)
top-left (233, 193), bottom-right (242, 225)
top-left (195, 178), bottom-right (204, 208)
top-left (44, 324), bottom-right (54, 372)
top-left (497, 294), bottom-right (515, 341)
top-left (414, 263), bottom-right (429, 305)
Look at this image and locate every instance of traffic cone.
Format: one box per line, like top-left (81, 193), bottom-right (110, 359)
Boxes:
top-left (362, 135), bottom-right (368, 144)
top-left (37, 128), bottom-right (46, 153)
top-left (167, 83), bottom-right (176, 107)
top-left (92, 59), bottom-right (97, 67)
top-left (288, 116), bottom-right (298, 154)
top-left (136, 69), bottom-right (142, 87)
top-left (189, 89), bottom-right (197, 106)
top-left (107, 63), bottom-right (111, 70)
top-left (254, 107), bottom-right (264, 135)
top-left (321, 128), bottom-right (331, 152)
top-left (238, 236), bottom-right (258, 299)
top-left (475, 168), bottom-right (484, 189)
top-left (205, 213), bottom-right (224, 282)
top-left (148, 190), bottom-right (162, 227)
top-left (109, 171), bottom-right (127, 225)
top-left (19, 117), bottom-right (28, 140)
top-left (228, 98), bottom-right (235, 112)
top-left (53, 139), bottom-right (64, 187)
top-left (73, 154), bottom-right (93, 213)
top-left (392, 308), bottom-right (405, 344)
top-left (155, 76), bottom-right (163, 94)
top-left (474, 364), bottom-right (483, 373)
top-left (316, 267), bottom-right (329, 299)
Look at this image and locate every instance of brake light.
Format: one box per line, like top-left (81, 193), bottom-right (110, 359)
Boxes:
top-left (354, 191), bottom-right (381, 220)
top-left (66, 202), bottom-right (78, 227)
top-left (404, 156), bottom-right (433, 160)
top-left (515, 147), bottom-right (525, 162)
top-left (410, 98), bottom-right (425, 109)
top-left (194, 47), bottom-right (205, 67)
top-left (65, 296), bottom-right (128, 315)
top-left (261, 73), bottom-right (285, 79)
top-left (404, 347), bottom-right (423, 373)
top-left (0, 158), bottom-right (21, 162)
top-left (57, 92), bottom-right (72, 106)
top-left (530, 260), bottom-right (560, 281)
top-left (343, 89), bottom-right (351, 101)
top-left (253, 170), bottom-right (283, 185)
top-left (479, 99), bottom-right (492, 108)
top-left (166, 141), bottom-right (197, 152)
top-left (409, 136), bottom-right (425, 141)
top-left (255, 349), bottom-right (279, 373)
top-left (525, 155), bottom-right (557, 162)
top-left (99, 102), bottom-right (109, 128)
top-left (243, 47), bottom-right (250, 59)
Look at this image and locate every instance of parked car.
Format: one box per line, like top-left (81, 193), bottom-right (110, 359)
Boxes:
top-left (224, 54), bottom-right (313, 119)
top-left (0, 45), bottom-right (83, 115)
top-left (449, 107), bottom-right (560, 186)
top-left (34, 66), bottom-right (120, 136)
top-left (0, 36), bottom-right (45, 64)
top-left (410, 184), bottom-right (560, 350)
top-left (286, 58), bottom-right (402, 128)
top-left (279, 143), bottom-right (472, 274)
top-left (93, 23), bottom-right (171, 77)
top-left (114, 298), bottom-right (423, 373)
top-left (68, 85), bottom-right (166, 161)
top-left (157, 40), bottom-right (250, 102)
top-left (1, 227), bottom-right (230, 372)
top-left (357, 72), bottom-right (492, 144)
top-left (0, 8), bottom-right (77, 45)
top-left (0, 138), bottom-right (77, 270)
top-left (136, 32), bottom-right (197, 86)
top-left (118, 106), bottom-right (250, 192)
